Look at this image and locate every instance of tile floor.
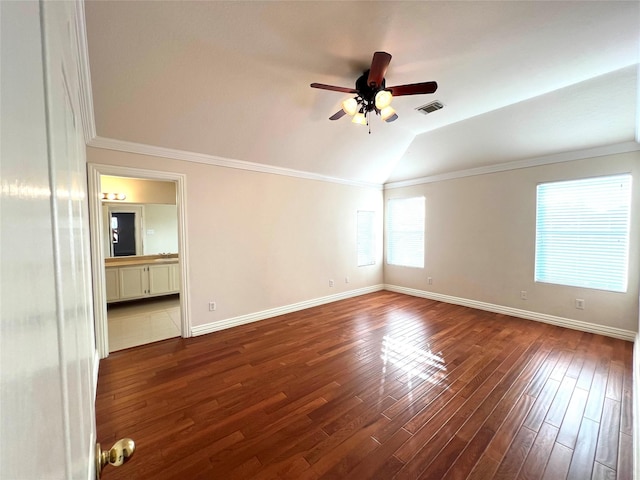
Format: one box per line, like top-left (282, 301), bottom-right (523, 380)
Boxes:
top-left (107, 295), bottom-right (181, 352)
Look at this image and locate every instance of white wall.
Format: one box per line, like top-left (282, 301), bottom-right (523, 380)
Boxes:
top-left (385, 151), bottom-right (640, 334)
top-left (87, 147), bottom-right (384, 328)
top-left (101, 175), bottom-right (176, 204)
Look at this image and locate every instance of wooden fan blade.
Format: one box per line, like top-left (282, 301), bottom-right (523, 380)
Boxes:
top-left (310, 83), bottom-right (357, 94)
top-left (387, 81), bottom-right (438, 96)
top-left (367, 52), bottom-right (392, 88)
top-left (384, 113), bottom-right (399, 123)
top-left (329, 110), bottom-right (347, 121)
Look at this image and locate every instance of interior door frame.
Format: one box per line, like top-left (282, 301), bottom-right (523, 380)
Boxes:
top-left (88, 163), bottom-right (191, 358)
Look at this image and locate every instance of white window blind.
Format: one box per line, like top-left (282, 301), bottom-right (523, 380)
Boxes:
top-left (387, 196), bottom-right (425, 268)
top-left (357, 210), bottom-right (375, 266)
top-left (535, 174), bottom-right (631, 292)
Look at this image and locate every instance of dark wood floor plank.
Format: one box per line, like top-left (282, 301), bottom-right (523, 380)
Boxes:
top-left (519, 421), bottom-right (559, 480)
top-left (616, 432), bottom-right (633, 480)
top-left (605, 362), bottom-right (624, 402)
top-left (441, 340), bottom-right (552, 480)
top-left (275, 456), bottom-right (314, 480)
top-left (315, 434), bottom-right (380, 479)
top-left (555, 387), bottom-right (589, 449)
top-left (467, 454), bottom-right (500, 480)
top-left (549, 349), bottom-right (575, 382)
top-left (584, 356), bottom-right (611, 422)
top-left (592, 461), bottom-right (617, 480)
top-left (544, 375), bottom-right (576, 428)
top-left (541, 442), bottom-right (573, 480)
top-left (566, 417), bottom-right (599, 480)
top-left (523, 378), bottom-right (561, 432)
top-left (304, 396), bottom-right (395, 468)
top-left (620, 358), bottom-right (634, 437)
top-left (441, 426), bottom-right (495, 480)
top-left (416, 435), bottom-right (468, 479)
top-left (564, 354), bottom-right (585, 380)
top-left (594, 397), bottom-right (621, 470)
top-left (485, 394), bottom-right (536, 464)
top-left (491, 425), bottom-right (536, 479)
top-left (576, 356), bottom-right (597, 391)
top-left (346, 427), bottom-right (411, 480)
top-left (94, 291), bottom-right (632, 480)
top-left (526, 351), bottom-right (560, 398)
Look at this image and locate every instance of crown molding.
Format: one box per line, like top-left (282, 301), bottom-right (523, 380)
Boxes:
top-left (74, 1), bottom-right (96, 143)
top-left (87, 136), bottom-right (383, 190)
top-left (384, 141), bottom-right (640, 190)
top-left (76, 0), bottom-right (637, 192)
top-left (75, 3), bottom-right (379, 191)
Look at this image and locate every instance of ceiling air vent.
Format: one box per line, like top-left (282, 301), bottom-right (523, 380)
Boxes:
top-left (416, 100), bottom-right (444, 115)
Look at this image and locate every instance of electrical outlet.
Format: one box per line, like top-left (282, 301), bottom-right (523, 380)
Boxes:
top-left (209, 301), bottom-right (216, 311)
top-left (575, 299), bottom-right (585, 310)
top-left (345, 277), bottom-right (349, 284)
top-left (520, 290), bottom-right (527, 300)
top-left (329, 279), bottom-right (334, 287)
top-left (428, 277), bottom-right (433, 285)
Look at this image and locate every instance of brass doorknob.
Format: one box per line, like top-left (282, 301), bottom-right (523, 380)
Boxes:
top-left (95, 438), bottom-right (135, 478)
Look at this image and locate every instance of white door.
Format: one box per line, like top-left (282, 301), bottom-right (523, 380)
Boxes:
top-left (1, 1), bottom-right (97, 478)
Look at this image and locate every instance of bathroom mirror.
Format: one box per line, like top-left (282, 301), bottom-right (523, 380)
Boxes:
top-left (103, 203), bottom-right (178, 257)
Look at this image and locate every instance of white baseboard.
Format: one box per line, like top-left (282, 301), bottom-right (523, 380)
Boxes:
top-left (191, 285), bottom-right (385, 336)
top-left (191, 283), bottom-right (635, 341)
top-left (384, 284), bottom-right (636, 342)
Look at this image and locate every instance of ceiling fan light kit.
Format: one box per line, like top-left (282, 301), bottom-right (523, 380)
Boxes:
top-left (380, 106), bottom-right (396, 121)
top-left (342, 97), bottom-right (359, 116)
top-left (352, 111), bottom-right (368, 125)
top-left (375, 90), bottom-right (393, 110)
top-left (310, 51), bottom-right (438, 130)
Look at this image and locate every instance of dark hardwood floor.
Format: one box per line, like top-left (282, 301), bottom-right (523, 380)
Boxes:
top-left (96, 291), bottom-right (634, 479)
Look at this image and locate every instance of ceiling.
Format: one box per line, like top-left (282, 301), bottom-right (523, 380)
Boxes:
top-left (84, 1), bottom-right (639, 186)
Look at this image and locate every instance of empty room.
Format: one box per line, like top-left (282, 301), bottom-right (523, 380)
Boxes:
top-left (2, 1), bottom-right (639, 479)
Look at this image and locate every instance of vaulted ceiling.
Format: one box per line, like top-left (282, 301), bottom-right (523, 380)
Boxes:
top-left (85, 1), bottom-right (639, 186)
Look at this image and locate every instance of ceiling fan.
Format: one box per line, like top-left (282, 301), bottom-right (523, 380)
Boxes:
top-left (310, 51), bottom-right (437, 127)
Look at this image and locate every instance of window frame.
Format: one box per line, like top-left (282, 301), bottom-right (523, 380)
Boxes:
top-left (386, 196), bottom-right (426, 269)
top-left (534, 173), bottom-right (632, 293)
top-left (356, 210), bottom-right (376, 267)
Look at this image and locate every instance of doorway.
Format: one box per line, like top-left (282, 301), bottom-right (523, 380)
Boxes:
top-left (88, 164), bottom-right (190, 358)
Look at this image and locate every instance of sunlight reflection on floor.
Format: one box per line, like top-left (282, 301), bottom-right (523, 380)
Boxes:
top-left (380, 334), bottom-right (447, 390)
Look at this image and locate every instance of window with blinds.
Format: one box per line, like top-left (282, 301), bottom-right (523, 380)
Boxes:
top-left (535, 174), bottom-right (632, 292)
top-left (386, 196), bottom-right (425, 268)
top-left (357, 210), bottom-right (375, 266)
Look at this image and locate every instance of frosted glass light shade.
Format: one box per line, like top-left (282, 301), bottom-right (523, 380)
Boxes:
top-left (375, 90), bottom-right (392, 109)
top-left (341, 98), bottom-right (358, 116)
top-left (352, 112), bottom-right (367, 125)
top-left (380, 106), bottom-right (396, 121)
top-left (102, 192), bottom-right (127, 201)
